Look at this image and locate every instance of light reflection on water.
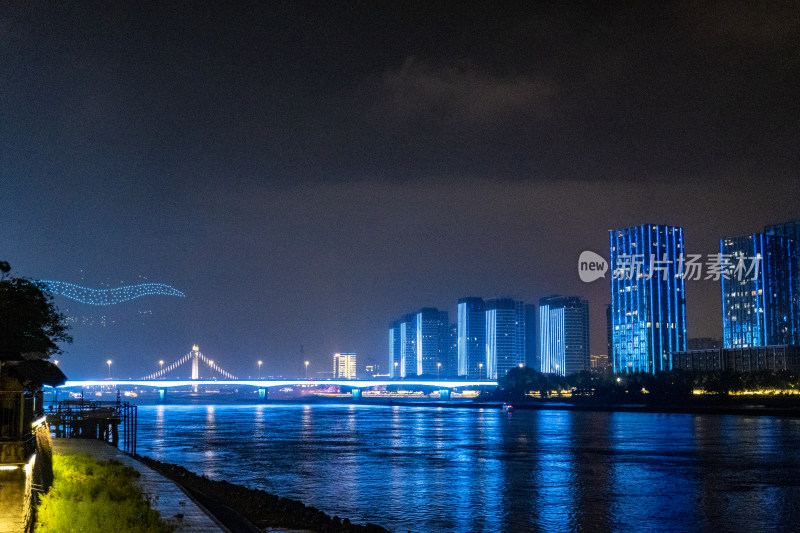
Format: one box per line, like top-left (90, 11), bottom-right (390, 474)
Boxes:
top-left (135, 404), bottom-right (800, 532)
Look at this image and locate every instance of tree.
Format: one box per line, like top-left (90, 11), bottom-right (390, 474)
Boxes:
top-left (0, 262), bottom-right (72, 359)
top-left (499, 366), bottom-right (543, 399)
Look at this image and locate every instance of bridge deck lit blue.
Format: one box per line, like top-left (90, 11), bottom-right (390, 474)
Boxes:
top-left (60, 379), bottom-right (497, 389)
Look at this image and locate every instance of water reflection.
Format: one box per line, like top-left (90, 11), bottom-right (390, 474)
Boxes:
top-left (692, 415), bottom-right (800, 531)
top-left (135, 405), bottom-right (800, 532)
top-left (152, 404), bottom-right (166, 458)
top-left (569, 411), bottom-right (614, 532)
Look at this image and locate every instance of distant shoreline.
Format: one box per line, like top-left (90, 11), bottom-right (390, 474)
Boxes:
top-left (383, 399), bottom-right (800, 417)
top-left (128, 396), bottom-right (800, 417)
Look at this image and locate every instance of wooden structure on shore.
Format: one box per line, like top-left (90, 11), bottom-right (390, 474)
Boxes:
top-left (0, 358), bottom-right (66, 532)
top-left (47, 400), bottom-right (137, 454)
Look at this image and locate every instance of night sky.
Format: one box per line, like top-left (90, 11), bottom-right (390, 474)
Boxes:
top-left (2, 2), bottom-right (799, 379)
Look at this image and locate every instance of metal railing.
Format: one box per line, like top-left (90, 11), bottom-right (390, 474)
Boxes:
top-left (47, 400), bottom-right (137, 454)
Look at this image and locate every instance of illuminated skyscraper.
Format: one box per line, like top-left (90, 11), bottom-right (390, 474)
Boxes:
top-left (415, 308), bottom-right (449, 376)
top-left (539, 295), bottom-right (589, 376)
top-left (333, 353), bottom-right (357, 379)
top-left (391, 309), bottom-right (451, 378)
top-left (389, 321), bottom-right (401, 377)
top-left (606, 303), bottom-right (613, 362)
top-left (445, 323), bottom-right (458, 377)
top-left (765, 220), bottom-right (800, 346)
top-left (525, 303), bottom-right (538, 370)
top-left (457, 297), bottom-right (485, 378)
top-left (485, 298), bottom-right (526, 379)
top-left (721, 234), bottom-right (769, 348)
top-left (400, 314), bottom-right (416, 378)
top-left (609, 224), bottom-right (687, 373)
top-left (722, 223), bottom-right (798, 348)
top-left (514, 300), bottom-right (527, 369)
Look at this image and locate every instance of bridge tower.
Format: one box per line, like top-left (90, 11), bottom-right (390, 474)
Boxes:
top-left (140, 345), bottom-right (237, 381)
top-left (191, 345), bottom-right (200, 380)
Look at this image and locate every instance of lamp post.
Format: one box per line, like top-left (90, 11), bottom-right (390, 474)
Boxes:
top-left (106, 359), bottom-right (112, 379)
top-left (159, 360), bottom-right (164, 373)
top-left (394, 361), bottom-right (398, 377)
top-left (258, 360), bottom-right (263, 379)
top-left (305, 360), bottom-right (309, 379)
top-left (437, 362), bottom-right (441, 379)
top-left (478, 362), bottom-right (483, 379)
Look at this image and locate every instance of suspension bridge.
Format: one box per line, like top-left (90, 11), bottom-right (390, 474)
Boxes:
top-left (59, 346), bottom-right (498, 398)
top-left (141, 345), bottom-right (237, 380)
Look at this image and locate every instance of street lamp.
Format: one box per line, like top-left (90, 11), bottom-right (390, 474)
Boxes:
top-left (53, 360), bottom-right (59, 366)
top-left (305, 360), bottom-right (309, 379)
top-left (394, 361), bottom-right (398, 377)
top-left (437, 362), bottom-right (441, 379)
top-left (159, 360), bottom-right (164, 373)
top-left (478, 362), bottom-right (483, 379)
top-left (258, 360), bottom-right (263, 379)
top-left (106, 359), bottom-right (112, 379)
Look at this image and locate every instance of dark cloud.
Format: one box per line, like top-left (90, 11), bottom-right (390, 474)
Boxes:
top-left (375, 57), bottom-right (557, 125)
top-left (1, 2), bottom-right (799, 377)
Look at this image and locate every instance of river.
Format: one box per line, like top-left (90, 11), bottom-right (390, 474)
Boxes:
top-left (134, 403), bottom-right (800, 532)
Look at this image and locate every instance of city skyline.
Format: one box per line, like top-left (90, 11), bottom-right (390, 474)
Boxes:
top-left (3, 3), bottom-right (799, 378)
top-left (7, 215), bottom-right (800, 380)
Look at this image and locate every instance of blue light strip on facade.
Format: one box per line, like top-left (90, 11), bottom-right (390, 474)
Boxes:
top-left (539, 303), bottom-right (550, 373)
top-left (457, 302), bottom-right (467, 376)
top-left (486, 309), bottom-right (497, 379)
top-left (389, 324), bottom-right (401, 378)
top-left (554, 307), bottom-right (565, 375)
top-left (758, 234), bottom-right (768, 345)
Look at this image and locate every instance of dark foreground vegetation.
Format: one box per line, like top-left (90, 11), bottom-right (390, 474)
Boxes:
top-left (138, 456), bottom-right (389, 533)
top-left (35, 454), bottom-right (172, 533)
top-left (488, 366), bottom-right (800, 407)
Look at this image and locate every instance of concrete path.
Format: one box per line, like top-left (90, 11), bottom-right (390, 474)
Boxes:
top-left (51, 439), bottom-right (227, 532)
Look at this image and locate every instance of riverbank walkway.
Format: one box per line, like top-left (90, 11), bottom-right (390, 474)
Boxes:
top-left (51, 439), bottom-right (227, 532)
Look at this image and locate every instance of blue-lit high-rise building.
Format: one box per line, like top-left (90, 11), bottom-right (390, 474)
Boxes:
top-left (722, 221), bottom-right (799, 348)
top-left (415, 308), bottom-right (450, 376)
top-left (765, 220), bottom-right (800, 346)
top-left (606, 303), bottom-right (613, 362)
top-left (539, 295), bottom-right (589, 376)
top-left (447, 323), bottom-right (458, 377)
top-left (389, 321), bottom-right (401, 377)
top-left (524, 303), bottom-right (539, 370)
top-left (485, 298), bottom-right (526, 379)
top-left (721, 234), bottom-right (769, 348)
top-left (390, 309), bottom-right (450, 378)
top-left (457, 297), bottom-right (485, 378)
top-left (400, 313), bottom-right (417, 378)
top-left (609, 224), bottom-right (687, 373)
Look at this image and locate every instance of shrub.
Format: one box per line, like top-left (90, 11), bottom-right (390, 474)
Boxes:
top-left (35, 454), bottom-right (173, 533)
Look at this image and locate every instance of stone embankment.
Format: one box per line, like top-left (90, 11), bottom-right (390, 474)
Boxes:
top-left (138, 456), bottom-right (389, 533)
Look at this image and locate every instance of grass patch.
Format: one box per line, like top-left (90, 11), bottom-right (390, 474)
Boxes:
top-left (35, 454), bottom-right (173, 533)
